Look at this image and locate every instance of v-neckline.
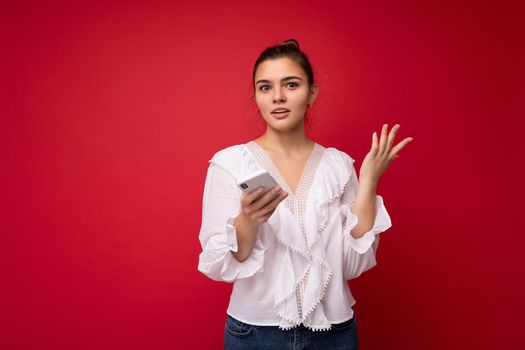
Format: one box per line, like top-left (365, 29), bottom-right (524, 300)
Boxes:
top-left (247, 140), bottom-right (318, 198)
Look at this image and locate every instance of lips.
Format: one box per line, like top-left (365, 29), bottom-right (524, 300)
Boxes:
top-left (271, 108), bottom-right (290, 114)
top-left (271, 111), bottom-right (290, 119)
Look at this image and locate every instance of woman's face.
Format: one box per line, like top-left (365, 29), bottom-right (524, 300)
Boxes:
top-left (254, 57), bottom-right (317, 132)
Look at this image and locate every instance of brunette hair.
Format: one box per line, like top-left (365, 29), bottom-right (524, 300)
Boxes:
top-left (252, 39), bottom-right (315, 91)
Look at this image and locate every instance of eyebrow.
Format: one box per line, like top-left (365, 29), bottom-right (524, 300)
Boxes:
top-left (255, 76), bottom-right (303, 85)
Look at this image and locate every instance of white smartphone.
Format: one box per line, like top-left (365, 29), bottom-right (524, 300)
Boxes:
top-left (236, 170), bottom-right (278, 194)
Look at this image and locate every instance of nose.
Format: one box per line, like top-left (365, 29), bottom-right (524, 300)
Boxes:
top-left (273, 86), bottom-right (286, 103)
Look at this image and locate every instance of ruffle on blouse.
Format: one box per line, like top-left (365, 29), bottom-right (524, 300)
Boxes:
top-left (265, 147), bottom-right (360, 331)
top-left (294, 148), bottom-right (357, 331)
top-left (207, 144), bottom-right (376, 331)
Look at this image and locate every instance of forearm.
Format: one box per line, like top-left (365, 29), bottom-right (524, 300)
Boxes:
top-left (350, 178), bottom-right (378, 239)
top-left (232, 212), bottom-right (259, 262)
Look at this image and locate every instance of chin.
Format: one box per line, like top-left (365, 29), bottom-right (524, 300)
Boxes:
top-left (270, 121), bottom-right (303, 132)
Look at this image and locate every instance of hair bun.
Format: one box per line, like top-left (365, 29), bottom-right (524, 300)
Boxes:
top-left (281, 39), bottom-right (300, 50)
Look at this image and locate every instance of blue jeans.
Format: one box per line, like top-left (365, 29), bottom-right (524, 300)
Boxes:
top-left (224, 314), bottom-right (358, 350)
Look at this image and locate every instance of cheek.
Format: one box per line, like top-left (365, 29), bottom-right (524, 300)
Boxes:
top-left (290, 90), bottom-right (309, 104)
top-left (255, 95), bottom-right (271, 111)
top-left (254, 93), bottom-right (263, 105)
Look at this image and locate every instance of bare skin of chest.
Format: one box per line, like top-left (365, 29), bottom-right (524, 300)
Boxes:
top-left (266, 154), bottom-right (310, 195)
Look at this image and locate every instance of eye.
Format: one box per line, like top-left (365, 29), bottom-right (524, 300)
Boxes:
top-left (259, 85), bottom-right (270, 91)
top-left (287, 82), bottom-right (298, 88)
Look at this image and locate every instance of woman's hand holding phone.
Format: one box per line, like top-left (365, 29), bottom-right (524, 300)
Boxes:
top-left (239, 185), bottom-right (288, 225)
top-left (232, 185), bottom-right (288, 262)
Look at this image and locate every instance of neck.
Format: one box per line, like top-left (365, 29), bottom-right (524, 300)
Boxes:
top-left (255, 122), bottom-right (313, 155)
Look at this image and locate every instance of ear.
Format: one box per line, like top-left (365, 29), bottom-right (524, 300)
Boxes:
top-left (308, 84), bottom-right (319, 106)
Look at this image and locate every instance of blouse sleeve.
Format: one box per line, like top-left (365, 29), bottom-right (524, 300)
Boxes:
top-left (340, 158), bottom-right (392, 254)
top-left (342, 233), bottom-right (381, 280)
top-left (340, 159), bottom-right (392, 279)
top-left (197, 162), bottom-right (266, 283)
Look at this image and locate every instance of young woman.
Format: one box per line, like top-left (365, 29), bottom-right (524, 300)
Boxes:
top-left (198, 39), bottom-right (413, 349)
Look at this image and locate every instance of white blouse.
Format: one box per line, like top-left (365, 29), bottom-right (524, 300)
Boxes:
top-left (197, 141), bottom-right (392, 331)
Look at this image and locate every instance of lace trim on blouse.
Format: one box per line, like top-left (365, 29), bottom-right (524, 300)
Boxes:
top-left (244, 141), bottom-right (325, 321)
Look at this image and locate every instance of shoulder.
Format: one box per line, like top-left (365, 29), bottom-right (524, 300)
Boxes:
top-left (209, 144), bottom-right (244, 164)
top-left (320, 144), bottom-right (356, 168)
top-left (207, 143), bottom-right (260, 181)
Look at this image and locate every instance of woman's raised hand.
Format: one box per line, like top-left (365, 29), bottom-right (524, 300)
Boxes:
top-left (239, 185), bottom-right (289, 225)
top-left (359, 124), bottom-right (413, 183)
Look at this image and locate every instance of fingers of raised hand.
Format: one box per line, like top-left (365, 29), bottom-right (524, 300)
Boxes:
top-left (371, 131), bottom-right (379, 156)
top-left (386, 124), bottom-right (400, 152)
top-left (389, 137), bottom-right (413, 159)
top-left (379, 124), bottom-right (389, 154)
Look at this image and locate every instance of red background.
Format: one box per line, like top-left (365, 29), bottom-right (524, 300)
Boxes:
top-left (2, 1), bottom-right (523, 349)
